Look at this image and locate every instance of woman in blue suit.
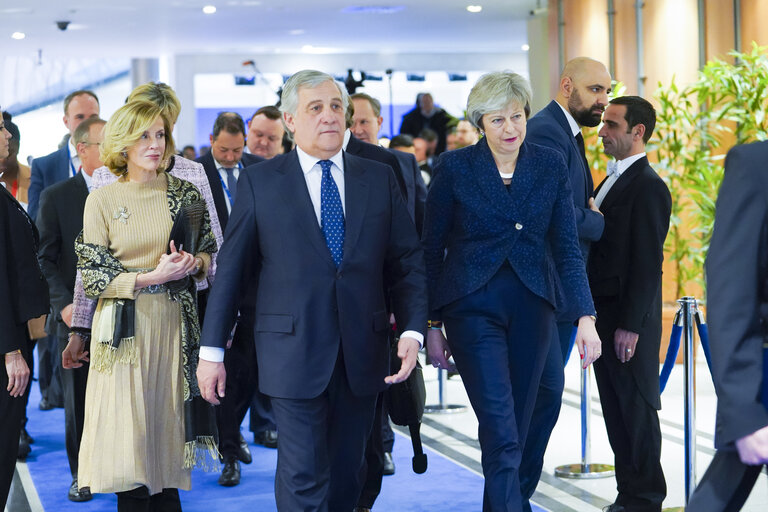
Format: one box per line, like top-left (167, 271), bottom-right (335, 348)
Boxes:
top-left (424, 71), bottom-right (602, 512)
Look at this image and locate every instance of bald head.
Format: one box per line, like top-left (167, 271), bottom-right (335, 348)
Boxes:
top-left (556, 57), bottom-right (612, 128)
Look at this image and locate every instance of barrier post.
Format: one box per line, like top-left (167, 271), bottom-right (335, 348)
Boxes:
top-left (555, 365), bottom-right (615, 479)
top-left (681, 296), bottom-right (698, 503)
top-left (424, 368), bottom-right (467, 414)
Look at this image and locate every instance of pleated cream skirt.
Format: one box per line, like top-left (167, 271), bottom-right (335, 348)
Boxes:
top-left (78, 292), bottom-right (190, 495)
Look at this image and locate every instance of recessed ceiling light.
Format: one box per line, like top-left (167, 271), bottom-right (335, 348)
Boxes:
top-left (289, 29), bottom-right (305, 35)
top-left (467, 5), bottom-right (482, 13)
top-left (202, 5), bottom-right (217, 14)
top-left (521, 44), bottom-right (530, 51)
top-left (11, 31), bottom-right (25, 40)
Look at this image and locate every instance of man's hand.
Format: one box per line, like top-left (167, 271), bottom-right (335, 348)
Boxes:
top-left (61, 303), bottom-right (74, 328)
top-left (589, 197), bottom-right (603, 216)
top-left (385, 336), bottom-right (420, 384)
top-left (736, 424), bottom-right (768, 465)
top-left (197, 359), bottom-right (226, 405)
top-left (426, 329), bottom-right (452, 370)
top-left (5, 351), bottom-right (30, 398)
top-left (62, 334), bottom-right (89, 369)
top-left (614, 328), bottom-right (639, 363)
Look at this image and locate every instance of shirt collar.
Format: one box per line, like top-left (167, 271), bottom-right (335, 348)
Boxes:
top-left (296, 145), bottom-right (344, 175)
top-left (555, 101), bottom-right (581, 138)
top-left (611, 152), bottom-right (646, 178)
top-left (342, 129), bottom-right (352, 150)
top-left (68, 138), bottom-right (78, 162)
top-left (81, 169), bottom-right (93, 190)
top-left (214, 158), bottom-right (241, 172)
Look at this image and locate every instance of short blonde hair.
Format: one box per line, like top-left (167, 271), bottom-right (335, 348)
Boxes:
top-left (101, 101), bottom-right (176, 177)
top-left (127, 82), bottom-right (182, 125)
top-left (466, 71), bottom-right (532, 131)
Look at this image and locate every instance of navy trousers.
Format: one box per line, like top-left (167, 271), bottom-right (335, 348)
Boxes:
top-left (687, 448), bottom-right (766, 511)
top-left (443, 265), bottom-right (554, 512)
top-left (270, 350), bottom-right (377, 512)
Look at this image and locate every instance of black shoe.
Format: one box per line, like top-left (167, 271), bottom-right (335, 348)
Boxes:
top-left (39, 397), bottom-right (54, 411)
top-left (17, 435), bottom-right (30, 460)
top-left (382, 452), bottom-right (395, 476)
top-left (68, 479), bottom-right (93, 502)
top-left (237, 433), bottom-right (252, 464)
top-left (20, 427), bottom-right (34, 445)
top-left (218, 459), bottom-right (241, 487)
top-left (254, 429), bottom-right (278, 449)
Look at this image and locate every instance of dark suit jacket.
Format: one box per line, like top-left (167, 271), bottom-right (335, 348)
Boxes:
top-left (390, 149), bottom-right (427, 235)
top-left (201, 150), bottom-right (428, 399)
top-left (705, 141), bottom-right (768, 448)
top-left (527, 101), bottom-right (605, 259)
top-left (588, 156), bottom-right (671, 409)
top-left (29, 146), bottom-right (71, 221)
top-left (423, 137), bottom-right (595, 321)
top-left (0, 186), bottom-right (50, 354)
top-left (36, 172), bottom-right (89, 339)
top-left (196, 151), bottom-right (264, 231)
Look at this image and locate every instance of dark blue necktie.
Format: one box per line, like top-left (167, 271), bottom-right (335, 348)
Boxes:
top-left (224, 167), bottom-right (237, 205)
top-left (319, 160), bottom-right (344, 267)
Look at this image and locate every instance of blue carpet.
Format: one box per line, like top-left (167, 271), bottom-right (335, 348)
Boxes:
top-left (23, 381), bottom-right (546, 511)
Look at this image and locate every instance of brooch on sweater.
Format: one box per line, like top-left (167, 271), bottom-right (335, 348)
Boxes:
top-left (113, 206), bottom-right (130, 224)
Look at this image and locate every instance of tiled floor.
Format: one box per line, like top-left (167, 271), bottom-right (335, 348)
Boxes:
top-left (415, 350), bottom-right (768, 511)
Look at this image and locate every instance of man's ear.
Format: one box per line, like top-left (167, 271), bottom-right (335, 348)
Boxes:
top-left (283, 112), bottom-right (296, 134)
top-left (633, 124), bottom-right (646, 141)
top-left (560, 76), bottom-right (573, 98)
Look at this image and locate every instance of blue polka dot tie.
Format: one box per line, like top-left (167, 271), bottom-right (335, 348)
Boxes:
top-left (319, 160), bottom-right (344, 267)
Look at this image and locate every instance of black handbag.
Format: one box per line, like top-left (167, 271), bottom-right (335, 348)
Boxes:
top-left (385, 340), bottom-right (428, 474)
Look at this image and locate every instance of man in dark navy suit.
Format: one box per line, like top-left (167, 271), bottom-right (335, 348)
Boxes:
top-left (686, 140), bottom-right (768, 510)
top-left (38, 117), bottom-right (106, 502)
top-left (29, 90), bottom-right (100, 220)
top-left (520, 57), bottom-right (611, 510)
top-left (349, 92), bottom-right (427, 511)
top-left (197, 70), bottom-right (427, 512)
top-left (28, 89), bottom-right (99, 415)
top-left (590, 96), bottom-right (671, 512)
top-left (195, 112), bottom-right (266, 487)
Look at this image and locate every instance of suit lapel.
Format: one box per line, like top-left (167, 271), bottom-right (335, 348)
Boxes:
top-left (472, 139), bottom-right (516, 220)
top-left (202, 153), bottom-right (229, 228)
top-left (546, 101), bottom-right (593, 200)
top-left (599, 157), bottom-right (648, 210)
top-left (341, 153), bottom-right (369, 267)
top-left (277, 152), bottom-right (337, 268)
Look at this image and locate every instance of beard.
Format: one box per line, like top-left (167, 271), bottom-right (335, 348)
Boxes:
top-left (568, 89), bottom-right (603, 127)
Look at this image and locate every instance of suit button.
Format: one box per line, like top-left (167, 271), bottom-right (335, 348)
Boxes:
top-left (515, 223), bottom-right (523, 230)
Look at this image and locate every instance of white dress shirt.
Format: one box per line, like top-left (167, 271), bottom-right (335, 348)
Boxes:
top-left (68, 139), bottom-right (81, 178)
top-left (215, 159), bottom-right (241, 213)
top-left (555, 101), bottom-right (582, 138)
top-left (594, 152), bottom-right (646, 208)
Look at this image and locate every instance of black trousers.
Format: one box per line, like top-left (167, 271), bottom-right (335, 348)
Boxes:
top-left (37, 333), bottom-right (63, 406)
top-left (0, 327), bottom-right (29, 508)
top-left (357, 392), bottom-right (387, 508)
top-left (687, 448), bottom-right (766, 512)
top-left (593, 354), bottom-right (666, 511)
top-left (271, 350), bottom-right (378, 512)
top-left (116, 486), bottom-right (181, 512)
top-left (443, 265), bottom-right (554, 512)
top-left (58, 336), bottom-right (89, 477)
top-left (217, 319), bottom-right (259, 461)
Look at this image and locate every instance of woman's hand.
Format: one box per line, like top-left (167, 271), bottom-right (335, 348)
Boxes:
top-left (574, 316), bottom-right (602, 368)
top-left (143, 241), bottom-right (196, 285)
top-left (427, 329), bottom-right (453, 370)
top-left (62, 334), bottom-right (89, 369)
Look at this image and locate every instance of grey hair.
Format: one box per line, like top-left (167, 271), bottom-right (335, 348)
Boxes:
top-left (466, 71), bottom-right (532, 131)
top-left (279, 70), bottom-right (349, 119)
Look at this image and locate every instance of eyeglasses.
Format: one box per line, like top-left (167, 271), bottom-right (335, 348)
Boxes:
top-left (83, 142), bottom-right (101, 146)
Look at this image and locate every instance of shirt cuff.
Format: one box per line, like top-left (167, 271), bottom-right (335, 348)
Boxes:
top-left (199, 346), bottom-right (225, 363)
top-left (400, 330), bottom-right (424, 349)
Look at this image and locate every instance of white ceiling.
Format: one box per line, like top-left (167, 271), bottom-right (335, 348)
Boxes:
top-left (1, 0), bottom-right (542, 58)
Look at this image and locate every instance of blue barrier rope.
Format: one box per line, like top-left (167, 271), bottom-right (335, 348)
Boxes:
top-left (658, 308), bottom-right (714, 394)
top-left (659, 322), bottom-right (683, 394)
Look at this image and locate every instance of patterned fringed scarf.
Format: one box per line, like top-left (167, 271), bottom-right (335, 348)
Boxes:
top-left (75, 173), bottom-right (220, 470)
